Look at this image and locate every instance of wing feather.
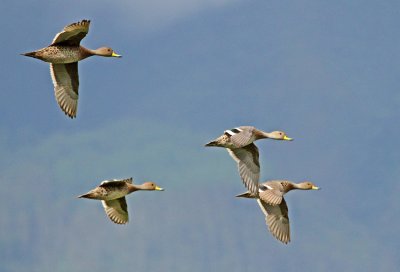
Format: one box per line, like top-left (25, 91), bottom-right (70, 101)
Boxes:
top-left (257, 198), bottom-right (290, 244)
top-left (100, 178), bottom-right (133, 186)
top-left (258, 181), bottom-right (291, 205)
top-left (228, 126), bottom-right (255, 147)
top-left (50, 63), bottom-right (79, 118)
top-left (51, 20), bottom-right (90, 46)
top-left (102, 197), bottom-right (129, 224)
top-left (227, 143), bottom-right (260, 195)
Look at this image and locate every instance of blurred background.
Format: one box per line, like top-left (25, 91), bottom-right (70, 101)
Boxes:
top-left (0, 0), bottom-right (399, 271)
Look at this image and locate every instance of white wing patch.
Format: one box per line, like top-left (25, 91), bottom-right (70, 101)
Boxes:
top-left (259, 184), bottom-right (274, 192)
top-left (100, 178), bottom-right (133, 185)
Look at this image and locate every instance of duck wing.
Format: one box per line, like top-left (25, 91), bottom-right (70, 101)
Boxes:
top-left (226, 126), bottom-right (255, 148)
top-left (100, 178), bottom-right (133, 186)
top-left (258, 182), bottom-right (284, 205)
top-left (50, 63), bottom-right (79, 118)
top-left (227, 143), bottom-right (260, 195)
top-left (257, 198), bottom-right (290, 244)
top-left (102, 197), bottom-right (129, 224)
top-left (51, 20), bottom-right (90, 46)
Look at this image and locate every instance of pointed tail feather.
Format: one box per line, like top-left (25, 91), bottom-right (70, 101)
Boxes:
top-left (21, 51), bottom-right (37, 58)
top-left (235, 191), bottom-right (254, 198)
top-left (77, 192), bottom-right (95, 199)
top-left (205, 140), bottom-right (218, 147)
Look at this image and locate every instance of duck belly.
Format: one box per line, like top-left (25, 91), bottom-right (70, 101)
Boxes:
top-left (35, 46), bottom-right (83, 63)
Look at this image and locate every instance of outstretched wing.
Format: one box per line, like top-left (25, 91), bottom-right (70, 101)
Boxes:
top-left (51, 19), bottom-right (90, 46)
top-left (257, 198), bottom-right (290, 244)
top-left (227, 143), bottom-right (260, 195)
top-left (50, 63), bottom-right (79, 118)
top-left (102, 197), bottom-right (129, 224)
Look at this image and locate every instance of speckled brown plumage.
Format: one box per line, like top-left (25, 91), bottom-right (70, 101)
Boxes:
top-left (22, 19), bottom-right (121, 118)
top-left (23, 46), bottom-right (92, 64)
top-left (78, 178), bottom-right (164, 224)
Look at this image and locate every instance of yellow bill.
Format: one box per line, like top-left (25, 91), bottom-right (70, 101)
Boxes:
top-left (111, 51), bottom-right (122, 57)
top-left (283, 135), bottom-right (293, 141)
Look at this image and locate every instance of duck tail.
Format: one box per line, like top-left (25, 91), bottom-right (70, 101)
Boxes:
top-left (235, 191), bottom-right (253, 198)
top-left (204, 140), bottom-right (218, 147)
top-left (21, 51), bottom-right (37, 58)
top-left (77, 192), bottom-right (95, 199)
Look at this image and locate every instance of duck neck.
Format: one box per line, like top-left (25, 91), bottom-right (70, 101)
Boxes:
top-left (254, 130), bottom-right (272, 140)
top-left (128, 183), bottom-right (151, 192)
top-left (292, 182), bottom-right (308, 190)
top-left (127, 183), bottom-right (140, 193)
top-left (282, 181), bottom-right (296, 193)
top-left (80, 46), bottom-right (96, 58)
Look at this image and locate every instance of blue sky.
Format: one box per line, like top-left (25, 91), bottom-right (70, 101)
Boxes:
top-left (1, 1), bottom-right (399, 271)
